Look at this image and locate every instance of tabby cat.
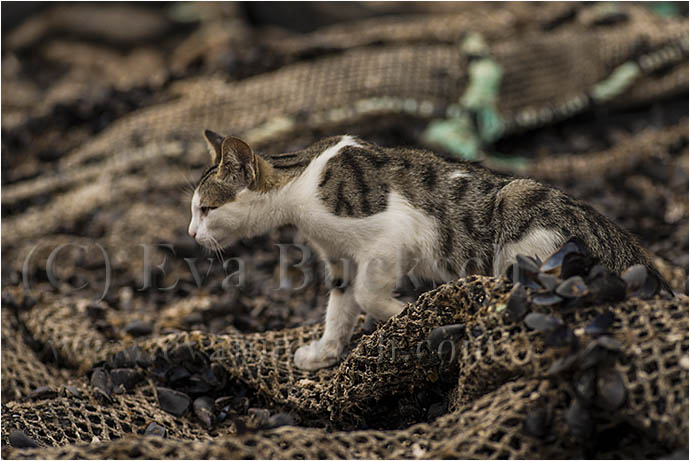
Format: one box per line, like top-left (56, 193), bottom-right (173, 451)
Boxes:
top-left (189, 130), bottom-right (658, 370)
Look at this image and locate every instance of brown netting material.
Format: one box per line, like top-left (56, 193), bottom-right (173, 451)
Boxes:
top-left (2, 5), bottom-right (687, 237)
top-left (2, 3), bottom-right (689, 459)
top-left (3, 276), bottom-right (688, 458)
top-left (1, 309), bottom-right (70, 403)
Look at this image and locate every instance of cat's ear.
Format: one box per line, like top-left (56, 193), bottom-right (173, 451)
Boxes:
top-left (203, 129), bottom-right (224, 164)
top-left (219, 136), bottom-right (256, 185)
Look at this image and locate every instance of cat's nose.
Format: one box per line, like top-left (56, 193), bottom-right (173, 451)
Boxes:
top-left (189, 229), bottom-right (196, 239)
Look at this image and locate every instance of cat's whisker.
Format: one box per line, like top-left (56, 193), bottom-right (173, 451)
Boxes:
top-left (177, 183), bottom-right (195, 196)
top-left (173, 165), bottom-right (199, 198)
top-left (210, 236), bottom-right (226, 266)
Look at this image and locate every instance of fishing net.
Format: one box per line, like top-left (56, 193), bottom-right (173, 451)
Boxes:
top-left (3, 274), bottom-right (688, 459)
top-left (2, 2), bottom-right (688, 459)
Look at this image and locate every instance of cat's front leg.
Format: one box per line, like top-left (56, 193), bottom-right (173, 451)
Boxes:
top-left (294, 287), bottom-right (359, 370)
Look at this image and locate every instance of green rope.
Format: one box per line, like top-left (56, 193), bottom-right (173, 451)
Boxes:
top-left (422, 33), bottom-right (505, 161)
top-left (590, 62), bottom-right (641, 103)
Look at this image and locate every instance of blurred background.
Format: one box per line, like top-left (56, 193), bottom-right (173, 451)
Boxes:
top-left (1, 1), bottom-right (688, 332)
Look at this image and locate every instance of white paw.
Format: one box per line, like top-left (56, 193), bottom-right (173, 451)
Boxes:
top-left (294, 340), bottom-right (341, 370)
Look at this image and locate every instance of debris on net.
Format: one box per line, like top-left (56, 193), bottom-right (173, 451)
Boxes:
top-left (3, 238), bottom-right (688, 459)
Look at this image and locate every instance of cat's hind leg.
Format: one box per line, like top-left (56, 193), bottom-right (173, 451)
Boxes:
top-left (353, 255), bottom-right (406, 322)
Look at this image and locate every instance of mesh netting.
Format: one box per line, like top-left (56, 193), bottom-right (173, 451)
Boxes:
top-left (3, 276), bottom-right (688, 458)
top-left (2, 2), bottom-right (688, 459)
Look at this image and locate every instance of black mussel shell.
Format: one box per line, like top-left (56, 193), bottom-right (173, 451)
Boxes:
top-left (157, 387), bottom-right (191, 416)
top-left (544, 324), bottom-right (578, 349)
top-left (217, 396), bottom-right (249, 414)
top-left (621, 265), bottom-right (647, 291)
top-left (428, 324), bottom-right (466, 352)
top-left (597, 368), bottom-right (626, 410)
top-left (546, 354), bottom-right (579, 376)
top-left (566, 399), bottom-right (593, 439)
top-left (587, 270), bottom-right (626, 303)
top-left (266, 413), bottom-right (295, 429)
top-left (523, 408), bottom-right (550, 438)
top-left (248, 408), bottom-right (271, 428)
top-left (524, 313), bottom-right (563, 332)
top-left (168, 344), bottom-right (194, 363)
top-left (169, 344), bottom-right (207, 371)
top-left (144, 422), bottom-right (167, 438)
top-left (28, 385), bottom-right (57, 400)
top-left (537, 273), bottom-right (559, 291)
top-left (109, 345), bottom-right (151, 369)
top-left (506, 256), bottom-right (541, 289)
top-left (198, 367), bottom-right (221, 389)
top-left (192, 365), bottom-right (221, 391)
top-left (621, 264), bottom-right (663, 299)
top-left (64, 385), bottom-right (83, 398)
top-left (110, 350), bottom-right (131, 369)
top-left (9, 430), bottom-right (39, 449)
top-left (167, 366), bottom-right (191, 383)
top-left (193, 396), bottom-right (216, 429)
top-left (561, 253), bottom-right (596, 279)
top-left (595, 336), bottom-right (622, 352)
top-left (91, 367), bottom-right (113, 403)
top-left (182, 375), bottom-right (214, 394)
top-left (506, 283), bottom-right (528, 322)
top-left (123, 320), bottom-right (153, 337)
top-left (113, 384), bottom-right (127, 395)
top-left (579, 342), bottom-right (609, 369)
top-left (129, 345), bottom-right (152, 368)
top-left (584, 311), bottom-right (615, 337)
top-left (110, 368), bottom-right (142, 390)
top-left (555, 276), bottom-right (588, 298)
top-left (532, 293), bottom-right (563, 307)
top-left (215, 396), bottom-right (234, 410)
top-left (151, 355), bottom-right (172, 382)
top-left (210, 363), bottom-right (228, 389)
top-left (540, 238), bottom-right (584, 275)
top-left (516, 255), bottom-right (541, 273)
top-left (588, 264), bottom-right (607, 279)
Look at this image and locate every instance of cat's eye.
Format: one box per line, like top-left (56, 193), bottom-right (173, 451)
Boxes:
top-left (200, 206), bottom-right (217, 215)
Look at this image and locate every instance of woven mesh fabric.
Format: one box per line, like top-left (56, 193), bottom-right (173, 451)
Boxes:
top-left (1, 308), bottom-right (69, 403)
top-left (3, 275), bottom-right (688, 458)
top-left (2, 3), bottom-right (688, 459)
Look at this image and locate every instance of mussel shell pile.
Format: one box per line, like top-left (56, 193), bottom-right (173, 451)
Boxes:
top-left (505, 237), bottom-right (672, 316)
top-left (501, 237), bottom-right (671, 440)
top-left (81, 343), bottom-right (292, 434)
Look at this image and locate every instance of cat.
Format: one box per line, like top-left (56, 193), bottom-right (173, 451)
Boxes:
top-left (189, 130), bottom-right (661, 370)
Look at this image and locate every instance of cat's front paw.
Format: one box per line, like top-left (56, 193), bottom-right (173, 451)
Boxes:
top-left (294, 340), bottom-right (341, 370)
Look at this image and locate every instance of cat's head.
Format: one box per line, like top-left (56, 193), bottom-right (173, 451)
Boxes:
top-left (188, 130), bottom-right (263, 249)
